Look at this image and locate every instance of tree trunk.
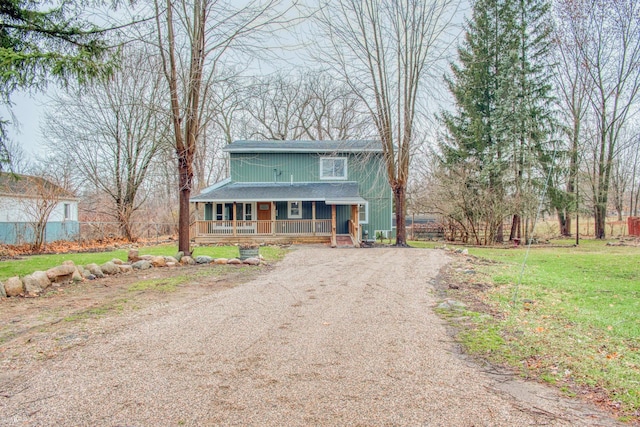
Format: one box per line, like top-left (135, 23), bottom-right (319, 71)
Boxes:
top-left (393, 184), bottom-right (408, 247)
top-left (595, 204), bottom-right (606, 239)
top-left (178, 156), bottom-right (193, 256)
top-left (558, 210), bottom-right (570, 236)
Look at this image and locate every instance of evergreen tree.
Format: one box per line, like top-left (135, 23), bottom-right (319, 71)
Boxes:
top-left (439, 0), bottom-right (556, 244)
top-left (504, 0), bottom-right (556, 240)
top-left (0, 0), bottom-right (115, 168)
top-left (440, 0), bottom-right (516, 244)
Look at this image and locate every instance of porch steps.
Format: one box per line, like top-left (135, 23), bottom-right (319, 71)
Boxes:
top-left (335, 235), bottom-right (355, 247)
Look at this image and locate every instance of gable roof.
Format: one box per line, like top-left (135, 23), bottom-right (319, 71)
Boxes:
top-left (0, 172), bottom-right (77, 200)
top-left (191, 181), bottom-right (367, 205)
top-left (224, 140), bottom-right (382, 154)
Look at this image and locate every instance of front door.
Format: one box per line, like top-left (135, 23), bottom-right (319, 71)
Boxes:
top-left (257, 202), bottom-right (272, 234)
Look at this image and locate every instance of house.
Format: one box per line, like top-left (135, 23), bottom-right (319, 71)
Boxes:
top-left (190, 140), bottom-right (393, 246)
top-left (0, 172), bottom-right (79, 245)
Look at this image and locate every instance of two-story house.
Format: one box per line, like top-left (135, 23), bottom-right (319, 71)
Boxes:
top-left (190, 140), bottom-right (393, 247)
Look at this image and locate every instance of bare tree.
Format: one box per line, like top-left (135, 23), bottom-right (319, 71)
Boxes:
top-left (314, 0), bottom-right (459, 246)
top-left (561, 0), bottom-right (640, 239)
top-left (246, 73), bottom-right (306, 140)
top-left (298, 71), bottom-right (370, 140)
top-left (153, 0), bottom-right (295, 255)
top-left (552, 0), bottom-right (594, 236)
top-left (44, 47), bottom-right (168, 241)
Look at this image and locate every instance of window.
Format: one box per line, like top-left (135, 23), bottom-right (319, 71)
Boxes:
top-left (236, 203), bottom-right (254, 221)
top-left (63, 203), bottom-right (71, 220)
top-left (320, 157), bottom-right (347, 180)
top-left (358, 203), bottom-right (368, 224)
top-left (288, 201), bottom-right (302, 218)
top-left (215, 203), bottom-right (233, 220)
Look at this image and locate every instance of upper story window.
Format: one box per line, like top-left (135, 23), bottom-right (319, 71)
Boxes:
top-left (320, 157), bottom-right (347, 180)
top-left (63, 203), bottom-right (71, 220)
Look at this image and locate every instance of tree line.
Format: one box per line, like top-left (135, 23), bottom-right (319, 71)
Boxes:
top-left (1, 0), bottom-right (639, 250)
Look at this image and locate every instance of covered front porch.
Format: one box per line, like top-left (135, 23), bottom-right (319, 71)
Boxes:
top-left (190, 181), bottom-right (365, 247)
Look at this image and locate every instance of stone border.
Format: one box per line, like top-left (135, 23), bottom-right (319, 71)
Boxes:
top-left (0, 249), bottom-right (263, 299)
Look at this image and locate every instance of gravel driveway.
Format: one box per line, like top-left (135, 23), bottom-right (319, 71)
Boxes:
top-left (0, 246), bottom-right (619, 426)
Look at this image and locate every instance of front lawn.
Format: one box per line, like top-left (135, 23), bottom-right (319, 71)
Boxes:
top-left (0, 244), bottom-right (286, 281)
top-left (423, 239), bottom-right (640, 420)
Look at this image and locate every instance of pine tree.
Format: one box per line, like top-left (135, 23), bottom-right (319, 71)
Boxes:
top-left (439, 0), bottom-right (556, 244)
top-left (504, 0), bottom-right (556, 241)
top-left (0, 0), bottom-right (115, 168)
top-left (440, 0), bottom-right (516, 244)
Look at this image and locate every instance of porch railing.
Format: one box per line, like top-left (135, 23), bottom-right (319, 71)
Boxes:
top-left (195, 219), bottom-right (332, 237)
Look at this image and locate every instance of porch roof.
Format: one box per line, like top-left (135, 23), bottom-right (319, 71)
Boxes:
top-left (190, 181), bottom-right (367, 205)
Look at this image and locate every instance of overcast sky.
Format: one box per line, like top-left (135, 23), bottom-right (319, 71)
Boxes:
top-left (8, 0), bottom-right (467, 162)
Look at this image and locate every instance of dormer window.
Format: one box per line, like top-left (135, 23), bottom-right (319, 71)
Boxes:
top-left (320, 157), bottom-right (347, 180)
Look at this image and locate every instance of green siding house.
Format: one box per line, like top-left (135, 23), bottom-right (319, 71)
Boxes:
top-left (190, 140), bottom-right (392, 246)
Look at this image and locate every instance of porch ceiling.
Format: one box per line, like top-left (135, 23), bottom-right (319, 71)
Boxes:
top-left (190, 181), bottom-right (367, 205)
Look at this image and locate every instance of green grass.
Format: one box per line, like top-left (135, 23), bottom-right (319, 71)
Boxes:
top-left (63, 298), bottom-right (129, 322)
top-left (128, 276), bottom-right (186, 293)
top-left (0, 244), bottom-right (286, 281)
top-left (426, 238), bottom-right (640, 416)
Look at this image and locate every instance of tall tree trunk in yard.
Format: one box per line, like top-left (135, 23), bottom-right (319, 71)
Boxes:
top-left (315, 0), bottom-right (457, 247)
top-left (155, 0), bottom-right (291, 256)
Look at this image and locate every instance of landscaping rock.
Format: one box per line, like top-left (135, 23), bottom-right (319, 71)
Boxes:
top-left (437, 300), bottom-right (466, 311)
top-left (151, 256), bottom-right (166, 267)
top-left (23, 275), bottom-right (43, 295)
top-left (85, 263), bottom-right (105, 279)
top-left (127, 249), bottom-right (140, 263)
top-left (214, 258), bottom-right (228, 265)
top-left (86, 274), bottom-right (97, 280)
top-left (4, 276), bottom-right (24, 297)
top-left (175, 251), bottom-right (184, 262)
top-left (164, 256), bottom-right (179, 264)
top-left (243, 257), bottom-right (260, 266)
top-left (118, 264), bottom-right (133, 274)
top-left (140, 255), bottom-right (154, 261)
top-left (166, 262), bottom-right (178, 268)
top-left (180, 256), bottom-right (195, 266)
top-left (132, 260), bottom-right (152, 270)
top-left (46, 264), bottom-right (76, 280)
top-left (195, 255), bottom-right (213, 264)
top-left (62, 260), bottom-right (75, 267)
top-left (72, 268), bottom-right (83, 282)
top-left (100, 261), bottom-right (120, 275)
top-left (227, 258), bottom-right (242, 265)
top-left (23, 271), bottom-right (51, 294)
top-left (111, 258), bottom-right (124, 265)
top-left (0, 281), bottom-right (6, 298)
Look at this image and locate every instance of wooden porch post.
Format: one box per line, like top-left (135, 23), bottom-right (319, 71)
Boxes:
top-left (271, 201), bottom-right (276, 236)
top-left (194, 202), bottom-right (199, 238)
top-left (352, 204), bottom-right (360, 247)
top-left (331, 204), bottom-right (337, 247)
top-left (312, 201), bottom-right (316, 236)
top-left (232, 202), bottom-right (237, 237)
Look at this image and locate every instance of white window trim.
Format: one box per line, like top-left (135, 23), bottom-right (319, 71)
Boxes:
top-left (320, 157), bottom-right (348, 180)
top-left (358, 202), bottom-right (368, 224)
top-left (288, 201), bottom-right (303, 219)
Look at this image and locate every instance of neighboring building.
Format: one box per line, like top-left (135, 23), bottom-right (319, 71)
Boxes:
top-left (0, 172), bottom-right (79, 244)
top-left (190, 140), bottom-right (393, 246)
